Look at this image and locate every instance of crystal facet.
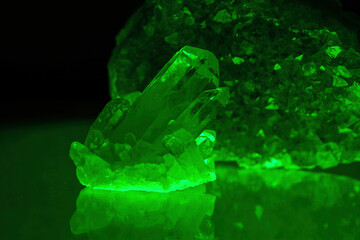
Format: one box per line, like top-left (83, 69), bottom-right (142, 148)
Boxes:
top-left (70, 46), bottom-right (229, 192)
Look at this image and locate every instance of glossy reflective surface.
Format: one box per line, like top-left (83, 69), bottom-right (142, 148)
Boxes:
top-left (71, 186), bottom-right (215, 239)
top-left (2, 120), bottom-right (360, 239)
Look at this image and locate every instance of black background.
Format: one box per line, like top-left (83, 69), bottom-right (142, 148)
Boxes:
top-left (0, 2), bottom-right (145, 124)
top-left (0, 0), bottom-right (359, 124)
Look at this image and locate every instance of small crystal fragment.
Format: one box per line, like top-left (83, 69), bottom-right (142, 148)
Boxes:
top-left (295, 54), bottom-right (303, 61)
top-left (196, 130), bottom-right (216, 159)
top-left (326, 46), bottom-right (342, 58)
top-left (334, 65), bottom-right (352, 78)
top-left (333, 75), bottom-right (349, 87)
top-left (256, 129), bottom-right (265, 138)
top-left (232, 57), bottom-right (245, 65)
top-left (274, 63), bottom-right (281, 71)
top-left (164, 32), bottom-right (179, 45)
top-left (302, 62), bottom-right (317, 76)
top-left (265, 97), bottom-right (279, 110)
top-left (213, 9), bottom-right (233, 23)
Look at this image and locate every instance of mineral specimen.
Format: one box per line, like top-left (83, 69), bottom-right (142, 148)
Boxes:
top-left (70, 185), bottom-right (215, 239)
top-left (108, 0), bottom-right (360, 169)
top-left (208, 164), bottom-right (360, 239)
top-left (70, 46), bottom-right (229, 192)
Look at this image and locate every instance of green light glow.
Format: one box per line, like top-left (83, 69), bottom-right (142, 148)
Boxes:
top-left (263, 158), bottom-right (282, 168)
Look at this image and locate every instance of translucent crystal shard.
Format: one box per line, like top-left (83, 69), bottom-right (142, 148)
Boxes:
top-left (70, 186), bottom-right (215, 239)
top-left (108, 0), bottom-right (360, 169)
top-left (70, 46), bottom-right (229, 192)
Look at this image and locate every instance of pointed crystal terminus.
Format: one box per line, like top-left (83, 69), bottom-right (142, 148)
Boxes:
top-left (111, 45), bottom-right (220, 144)
top-left (70, 46), bottom-right (229, 192)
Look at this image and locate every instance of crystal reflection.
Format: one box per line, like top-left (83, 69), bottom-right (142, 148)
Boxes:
top-left (70, 185), bottom-right (215, 239)
top-left (208, 166), bottom-right (360, 240)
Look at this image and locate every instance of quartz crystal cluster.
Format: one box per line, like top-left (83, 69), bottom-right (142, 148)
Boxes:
top-left (108, 0), bottom-right (360, 169)
top-left (70, 46), bottom-right (229, 192)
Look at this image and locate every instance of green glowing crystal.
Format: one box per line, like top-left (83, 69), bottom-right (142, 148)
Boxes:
top-left (108, 0), bottom-right (360, 169)
top-left (70, 46), bottom-right (229, 192)
top-left (232, 56), bottom-right (245, 65)
top-left (334, 65), bottom-right (353, 78)
top-left (213, 9), bottom-right (233, 23)
top-left (326, 46), bottom-right (342, 58)
top-left (70, 185), bottom-right (215, 239)
top-left (333, 75), bottom-right (349, 87)
top-left (208, 165), bottom-right (360, 239)
top-left (273, 63), bottom-right (282, 71)
top-left (295, 54), bottom-right (303, 61)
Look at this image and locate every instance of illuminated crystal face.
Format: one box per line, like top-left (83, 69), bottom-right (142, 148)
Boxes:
top-left (70, 46), bottom-right (229, 192)
top-left (108, 0), bottom-right (360, 169)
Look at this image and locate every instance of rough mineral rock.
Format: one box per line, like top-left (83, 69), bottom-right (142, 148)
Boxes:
top-left (70, 46), bottom-right (229, 192)
top-left (70, 185), bottom-right (215, 239)
top-left (207, 165), bottom-right (360, 239)
top-left (108, 0), bottom-right (360, 169)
